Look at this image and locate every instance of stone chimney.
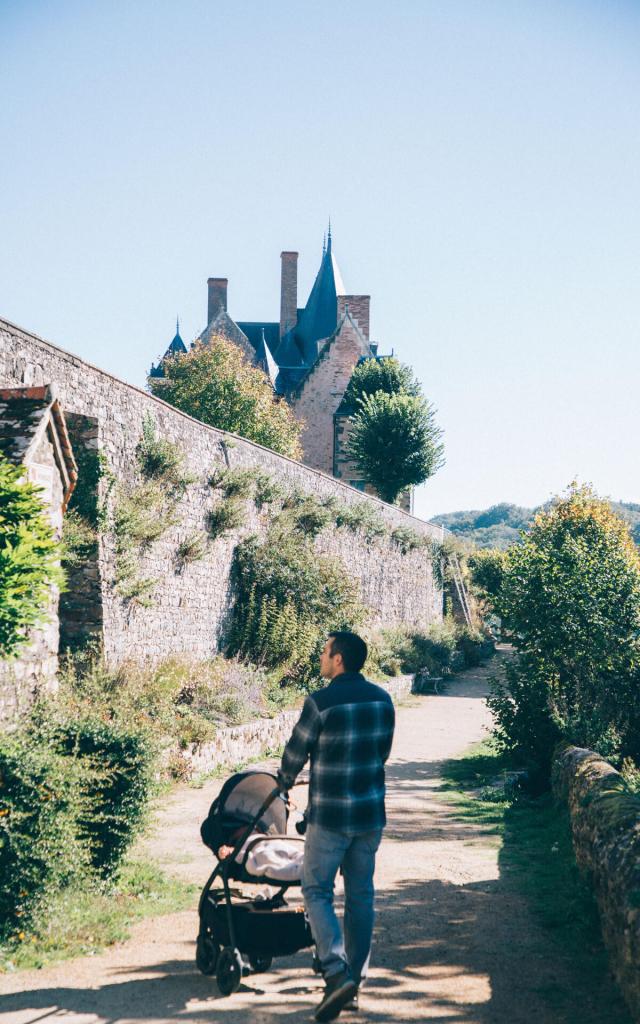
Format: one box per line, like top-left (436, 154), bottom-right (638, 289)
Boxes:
top-left (338, 295), bottom-right (370, 340)
top-left (280, 252), bottom-right (298, 339)
top-left (207, 278), bottom-right (228, 323)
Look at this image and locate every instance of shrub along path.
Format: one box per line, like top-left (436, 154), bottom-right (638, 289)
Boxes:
top-left (0, 651), bottom-right (630, 1023)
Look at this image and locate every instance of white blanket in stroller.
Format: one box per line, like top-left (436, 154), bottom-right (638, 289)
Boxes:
top-left (236, 833), bottom-right (304, 882)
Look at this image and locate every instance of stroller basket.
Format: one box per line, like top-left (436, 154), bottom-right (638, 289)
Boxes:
top-left (202, 893), bottom-right (313, 957)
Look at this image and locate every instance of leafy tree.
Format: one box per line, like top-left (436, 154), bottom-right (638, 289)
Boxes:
top-left (0, 456), bottom-right (64, 657)
top-left (488, 484), bottom-right (640, 772)
top-left (149, 337), bottom-right (302, 459)
top-left (468, 548), bottom-right (507, 602)
top-left (347, 391), bottom-right (444, 504)
top-left (343, 356), bottom-right (420, 405)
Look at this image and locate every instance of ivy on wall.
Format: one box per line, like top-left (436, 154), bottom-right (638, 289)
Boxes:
top-left (66, 415), bottom-right (442, 622)
top-left (109, 415), bottom-right (195, 605)
top-left (226, 522), bottom-right (366, 690)
top-left (0, 456), bottom-right (64, 657)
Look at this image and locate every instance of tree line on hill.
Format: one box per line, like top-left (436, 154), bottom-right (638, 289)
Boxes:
top-left (431, 500), bottom-right (640, 549)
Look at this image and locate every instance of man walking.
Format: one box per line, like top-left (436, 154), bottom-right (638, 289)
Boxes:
top-left (277, 631), bottom-right (395, 1022)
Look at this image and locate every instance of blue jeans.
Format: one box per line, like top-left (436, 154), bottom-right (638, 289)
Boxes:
top-left (302, 823), bottom-right (383, 983)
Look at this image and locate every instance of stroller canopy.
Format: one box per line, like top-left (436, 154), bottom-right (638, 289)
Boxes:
top-left (201, 771), bottom-right (288, 854)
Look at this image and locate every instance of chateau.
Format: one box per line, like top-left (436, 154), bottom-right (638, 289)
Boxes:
top-left (150, 230), bottom-right (410, 506)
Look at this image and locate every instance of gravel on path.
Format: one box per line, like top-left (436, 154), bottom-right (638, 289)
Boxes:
top-left (0, 654), bottom-right (628, 1023)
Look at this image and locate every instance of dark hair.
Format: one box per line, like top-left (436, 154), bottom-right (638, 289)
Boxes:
top-left (328, 631), bottom-right (368, 673)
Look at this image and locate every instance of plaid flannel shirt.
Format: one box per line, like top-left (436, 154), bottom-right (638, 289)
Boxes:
top-left (277, 672), bottom-right (395, 834)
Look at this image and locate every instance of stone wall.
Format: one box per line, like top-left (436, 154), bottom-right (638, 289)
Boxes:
top-left (552, 745), bottom-right (640, 1022)
top-left (0, 316), bottom-right (444, 682)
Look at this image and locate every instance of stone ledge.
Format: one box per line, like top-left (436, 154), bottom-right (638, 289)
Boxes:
top-left (173, 675), bottom-right (415, 778)
top-left (552, 744), bottom-right (640, 1022)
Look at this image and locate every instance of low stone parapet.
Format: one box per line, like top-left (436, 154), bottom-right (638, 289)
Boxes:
top-left (172, 674), bottom-right (415, 779)
top-left (552, 745), bottom-right (640, 1022)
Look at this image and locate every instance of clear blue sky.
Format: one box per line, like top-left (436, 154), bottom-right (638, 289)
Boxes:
top-left (2, 0), bottom-right (639, 520)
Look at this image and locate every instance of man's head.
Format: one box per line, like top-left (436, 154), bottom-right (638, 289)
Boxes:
top-left (319, 631), bottom-right (368, 679)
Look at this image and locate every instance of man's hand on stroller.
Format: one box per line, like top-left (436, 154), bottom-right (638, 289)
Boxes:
top-left (275, 770), bottom-right (290, 796)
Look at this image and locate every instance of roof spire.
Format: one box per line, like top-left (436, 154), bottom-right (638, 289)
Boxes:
top-left (176, 315), bottom-right (180, 335)
top-left (322, 232), bottom-right (326, 255)
top-left (327, 218), bottom-right (332, 252)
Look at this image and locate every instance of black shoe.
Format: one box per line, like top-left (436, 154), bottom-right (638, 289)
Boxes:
top-left (315, 968), bottom-right (358, 1022)
top-left (344, 989), bottom-right (359, 1011)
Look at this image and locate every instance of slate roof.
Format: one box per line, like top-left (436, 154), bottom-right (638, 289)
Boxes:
top-left (237, 321), bottom-right (280, 357)
top-left (292, 233), bottom-right (345, 365)
top-left (149, 323), bottom-right (187, 377)
top-left (274, 331), bottom-right (305, 367)
top-left (167, 328), bottom-right (187, 356)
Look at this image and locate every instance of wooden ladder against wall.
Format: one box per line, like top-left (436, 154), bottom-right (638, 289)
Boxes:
top-left (448, 552), bottom-right (473, 628)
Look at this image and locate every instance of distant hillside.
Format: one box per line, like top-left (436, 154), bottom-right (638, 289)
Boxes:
top-left (431, 501), bottom-right (640, 549)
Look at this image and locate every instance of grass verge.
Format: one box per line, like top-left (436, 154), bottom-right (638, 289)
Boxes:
top-left (439, 739), bottom-right (631, 1023)
top-left (0, 858), bottom-right (196, 974)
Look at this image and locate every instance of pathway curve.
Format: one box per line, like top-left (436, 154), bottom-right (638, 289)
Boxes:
top-left (0, 654), bottom-right (629, 1023)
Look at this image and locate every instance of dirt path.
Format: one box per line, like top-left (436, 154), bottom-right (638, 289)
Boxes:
top-left (0, 655), bottom-right (627, 1023)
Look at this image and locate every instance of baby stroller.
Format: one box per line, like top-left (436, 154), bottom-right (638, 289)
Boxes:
top-left (197, 770), bottom-right (314, 995)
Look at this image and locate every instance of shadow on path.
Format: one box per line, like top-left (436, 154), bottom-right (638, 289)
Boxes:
top-left (2, 872), bottom-right (628, 1024)
top-left (1, 651), bottom-right (629, 1023)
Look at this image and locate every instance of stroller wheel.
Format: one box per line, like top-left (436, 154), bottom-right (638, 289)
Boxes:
top-left (248, 952), bottom-right (273, 973)
top-left (196, 932), bottom-right (219, 976)
top-left (216, 946), bottom-right (243, 996)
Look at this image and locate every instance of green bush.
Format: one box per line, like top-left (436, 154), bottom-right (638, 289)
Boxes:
top-left (254, 473), bottom-right (286, 509)
top-left (206, 498), bottom-right (246, 538)
top-left (49, 717), bottom-right (154, 878)
top-left (136, 414), bottom-right (194, 495)
top-left (290, 497), bottom-right (334, 537)
top-left (176, 531), bottom-right (207, 564)
top-left (366, 620), bottom-right (489, 680)
top-left (114, 480), bottom-right (178, 548)
top-left (62, 508), bottom-right (98, 569)
top-left (488, 484), bottom-right (640, 773)
top-left (281, 485), bottom-right (308, 511)
top-left (489, 655), bottom-right (563, 775)
top-left (456, 624), bottom-right (487, 668)
top-left (0, 456), bottom-right (64, 657)
top-left (209, 466), bottom-right (259, 500)
top-left (57, 651), bottom-right (268, 753)
top-left (390, 525), bottom-right (429, 554)
top-left (0, 729), bottom-right (86, 942)
top-left (335, 501), bottom-right (387, 540)
top-left (227, 526), bottom-right (365, 688)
